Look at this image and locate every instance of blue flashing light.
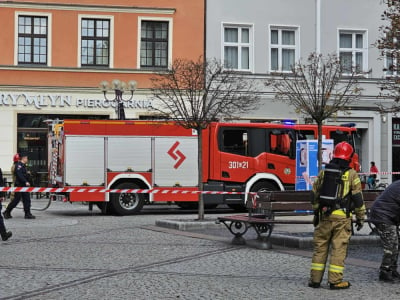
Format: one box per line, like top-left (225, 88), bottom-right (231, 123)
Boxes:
top-left (340, 122), bottom-right (356, 128)
top-left (282, 120), bottom-right (296, 125)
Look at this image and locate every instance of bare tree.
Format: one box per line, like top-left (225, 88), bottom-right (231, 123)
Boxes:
top-left (151, 56), bottom-right (260, 220)
top-left (376, 0), bottom-right (400, 112)
top-left (267, 53), bottom-right (362, 171)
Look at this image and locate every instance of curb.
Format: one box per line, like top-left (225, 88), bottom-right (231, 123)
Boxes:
top-left (155, 218), bottom-right (223, 231)
top-left (270, 233), bottom-right (381, 249)
top-left (155, 219), bottom-right (382, 249)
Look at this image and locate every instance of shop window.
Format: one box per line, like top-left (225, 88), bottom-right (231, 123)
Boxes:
top-left (17, 114), bottom-right (109, 186)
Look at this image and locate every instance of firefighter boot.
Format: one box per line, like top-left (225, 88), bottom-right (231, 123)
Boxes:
top-left (391, 268), bottom-right (400, 281)
top-left (24, 213), bottom-right (36, 219)
top-left (379, 269), bottom-right (394, 283)
top-left (329, 281), bottom-right (351, 290)
top-left (308, 280), bottom-right (320, 288)
top-left (0, 228), bottom-right (12, 241)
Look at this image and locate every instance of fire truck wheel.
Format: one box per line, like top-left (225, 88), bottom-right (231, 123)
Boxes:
top-left (110, 182), bottom-right (145, 215)
top-left (251, 181), bottom-right (278, 193)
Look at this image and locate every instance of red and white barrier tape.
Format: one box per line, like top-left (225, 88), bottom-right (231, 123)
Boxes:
top-left (297, 171), bottom-right (400, 179)
top-left (358, 171), bottom-right (400, 175)
top-left (0, 186), bottom-right (253, 195)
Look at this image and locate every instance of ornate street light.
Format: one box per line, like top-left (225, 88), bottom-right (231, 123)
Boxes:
top-left (99, 79), bottom-right (137, 120)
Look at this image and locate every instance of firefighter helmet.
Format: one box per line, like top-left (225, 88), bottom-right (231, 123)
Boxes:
top-left (13, 153), bottom-right (20, 162)
top-left (333, 142), bottom-right (353, 161)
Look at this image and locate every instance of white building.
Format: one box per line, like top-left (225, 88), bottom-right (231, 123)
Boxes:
top-left (206, 0), bottom-right (397, 184)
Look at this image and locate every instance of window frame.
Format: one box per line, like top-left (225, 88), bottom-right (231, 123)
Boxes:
top-left (337, 29), bottom-right (368, 75)
top-left (137, 17), bottom-right (173, 70)
top-left (384, 50), bottom-right (400, 77)
top-left (221, 23), bottom-right (254, 72)
top-left (77, 14), bottom-right (114, 68)
top-left (269, 25), bottom-right (300, 73)
top-left (14, 11), bottom-right (52, 66)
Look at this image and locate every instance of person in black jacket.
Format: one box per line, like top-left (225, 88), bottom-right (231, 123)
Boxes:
top-left (3, 153), bottom-right (35, 219)
top-left (370, 180), bottom-right (400, 282)
top-left (0, 167), bottom-right (12, 241)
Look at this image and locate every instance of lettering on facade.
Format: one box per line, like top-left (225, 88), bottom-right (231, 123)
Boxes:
top-left (0, 93), bottom-right (153, 110)
top-left (393, 122), bottom-right (400, 145)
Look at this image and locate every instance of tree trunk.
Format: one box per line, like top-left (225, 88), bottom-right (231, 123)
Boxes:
top-left (197, 127), bottom-right (204, 220)
top-left (317, 122), bottom-right (323, 172)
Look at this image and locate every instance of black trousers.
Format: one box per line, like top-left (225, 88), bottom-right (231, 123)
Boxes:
top-left (0, 202), bottom-right (7, 232)
top-left (7, 192), bottom-right (31, 214)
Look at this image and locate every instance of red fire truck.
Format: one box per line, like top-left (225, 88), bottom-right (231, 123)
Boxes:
top-left (47, 119), bottom-right (359, 215)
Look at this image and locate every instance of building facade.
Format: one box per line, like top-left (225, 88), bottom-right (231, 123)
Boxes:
top-left (0, 0), bottom-right (204, 183)
top-left (1, 0), bottom-right (398, 187)
top-left (206, 0), bottom-right (397, 184)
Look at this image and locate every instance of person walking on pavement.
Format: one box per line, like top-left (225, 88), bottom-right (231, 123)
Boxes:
top-left (368, 161), bottom-right (379, 189)
top-left (309, 142), bottom-right (366, 289)
top-left (369, 180), bottom-right (400, 282)
top-left (3, 153), bottom-right (35, 219)
top-left (0, 167), bottom-right (12, 241)
top-left (5, 153), bottom-right (20, 210)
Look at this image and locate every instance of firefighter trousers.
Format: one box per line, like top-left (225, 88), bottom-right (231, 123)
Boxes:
top-left (310, 215), bottom-right (352, 284)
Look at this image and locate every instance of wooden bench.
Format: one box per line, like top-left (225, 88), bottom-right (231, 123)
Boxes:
top-left (217, 190), bottom-right (382, 249)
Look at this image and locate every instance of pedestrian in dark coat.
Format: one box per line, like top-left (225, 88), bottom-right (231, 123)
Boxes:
top-left (0, 167), bottom-right (12, 241)
top-left (370, 180), bottom-right (400, 282)
top-left (3, 153), bottom-right (35, 219)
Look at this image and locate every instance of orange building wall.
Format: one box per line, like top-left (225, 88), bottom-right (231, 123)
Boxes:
top-left (0, 0), bottom-right (205, 88)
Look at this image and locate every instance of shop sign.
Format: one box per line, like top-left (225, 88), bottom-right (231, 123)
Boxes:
top-left (0, 92), bottom-right (154, 110)
top-left (393, 119), bottom-right (400, 145)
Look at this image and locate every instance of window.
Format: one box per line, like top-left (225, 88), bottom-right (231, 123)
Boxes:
top-left (339, 31), bottom-right (367, 74)
top-left (269, 132), bottom-right (294, 157)
top-left (223, 25), bottom-right (252, 71)
top-left (140, 21), bottom-right (169, 68)
top-left (81, 18), bottom-right (110, 67)
top-left (384, 51), bottom-right (399, 76)
top-left (18, 16), bottom-right (48, 65)
top-left (270, 27), bottom-right (298, 72)
top-left (220, 129), bottom-right (249, 156)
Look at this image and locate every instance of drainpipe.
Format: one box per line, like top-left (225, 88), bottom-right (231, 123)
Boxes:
top-left (315, 0), bottom-right (321, 53)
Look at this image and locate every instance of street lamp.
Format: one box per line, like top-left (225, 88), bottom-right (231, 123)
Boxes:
top-left (99, 79), bottom-right (137, 120)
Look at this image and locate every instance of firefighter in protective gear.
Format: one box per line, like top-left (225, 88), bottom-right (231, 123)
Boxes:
top-left (6, 153), bottom-right (20, 208)
top-left (308, 142), bottom-right (365, 289)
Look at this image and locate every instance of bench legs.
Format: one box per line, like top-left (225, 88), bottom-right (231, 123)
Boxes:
top-left (219, 220), bottom-right (274, 249)
top-left (251, 223), bottom-right (274, 250)
top-left (219, 220), bottom-right (249, 245)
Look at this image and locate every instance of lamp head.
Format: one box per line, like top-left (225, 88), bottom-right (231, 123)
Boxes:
top-left (99, 81), bottom-right (109, 92)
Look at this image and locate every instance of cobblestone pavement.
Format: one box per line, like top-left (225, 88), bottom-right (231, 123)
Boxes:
top-left (0, 199), bottom-right (397, 299)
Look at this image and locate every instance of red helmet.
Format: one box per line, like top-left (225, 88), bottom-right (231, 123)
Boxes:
top-left (333, 142), bottom-right (354, 161)
top-left (13, 153), bottom-right (20, 162)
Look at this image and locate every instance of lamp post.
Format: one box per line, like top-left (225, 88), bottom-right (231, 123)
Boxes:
top-left (99, 79), bottom-right (137, 120)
